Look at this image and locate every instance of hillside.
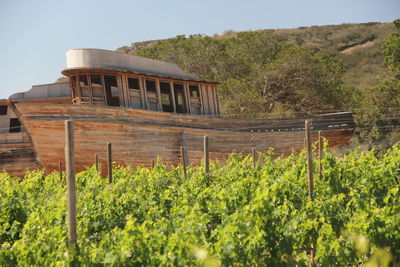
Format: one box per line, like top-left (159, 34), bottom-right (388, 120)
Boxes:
top-left (117, 22), bottom-right (396, 91)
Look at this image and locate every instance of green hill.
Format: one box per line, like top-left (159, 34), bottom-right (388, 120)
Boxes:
top-left (118, 22), bottom-right (395, 91)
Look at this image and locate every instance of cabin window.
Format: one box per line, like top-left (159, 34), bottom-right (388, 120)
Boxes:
top-left (189, 85), bottom-right (201, 115)
top-left (79, 75), bottom-right (88, 86)
top-left (9, 118), bottom-right (21, 133)
top-left (145, 80), bottom-right (156, 92)
top-left (129, 77), bottom-right (140, 89)
top-left (173, 83), bottom-right (187, 113)
top-left (128, 77), bottom-right (143, 109)
top-left (90, 74), bottom-right (102, 87)
top-left (104, 75), bottom-right (120, 106)
top-left (90, 74), bottom-right (105, 105)
top-left (145, 79), bottom-right (158, 111)
top-left (79, 75), bottom-right (91, 102)
top-left (70, 76), bottom-right (78, 102)
top-left (70, 75), bottom-right (77, 88)
top-left (189, 85), bottom-right (200, 98)
top-left (160, 82), bottom-right (173, 112)
top-left (0, 105), bottom-right (7, 115)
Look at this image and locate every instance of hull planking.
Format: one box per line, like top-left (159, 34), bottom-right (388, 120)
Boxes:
top-left (16, 103), bottom-right (355, 175)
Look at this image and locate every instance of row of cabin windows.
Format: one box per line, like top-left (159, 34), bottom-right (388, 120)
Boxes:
top-left (70, 73), bottom-right (204, 115)
top-left (71, 74), bottom-right (119, 107)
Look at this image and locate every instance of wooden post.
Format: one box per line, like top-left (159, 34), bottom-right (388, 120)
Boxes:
top-left (107, 142), bottom-right (112, 184)
top-left (95, 153), bottom-right (99, 173)
top-left (65, 120), bottom-right (77, 244)
top-left (252, 147), bottom-right (256, 168)
top-left (59, 161), bottom-right (62, 182)
top-left (318, 131), bottom-right (323, 179)
top-left (203, 136), bottom-right (209, 174)
top-left (305, 120), bottom-right (314, 201)
top-left (180, 147), bottom-right (187, 179)
top-left (151, 159), bottom-right (155, 168)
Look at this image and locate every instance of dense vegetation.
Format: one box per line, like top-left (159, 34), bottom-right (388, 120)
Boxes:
top-left (117, 21), bottom-right (400, 150)
top-left (1, 145), bottom-right (398, 266)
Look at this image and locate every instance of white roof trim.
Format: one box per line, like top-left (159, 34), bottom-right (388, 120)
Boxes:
top-left (65, 48), bottom-right (200, 80)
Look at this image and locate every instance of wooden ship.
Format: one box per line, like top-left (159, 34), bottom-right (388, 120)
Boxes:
top-left (0, 49), bottom-right (355, 176)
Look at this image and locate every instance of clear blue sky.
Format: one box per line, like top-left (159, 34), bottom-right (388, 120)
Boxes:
top-left (0, 0), bottom-right (398, 99)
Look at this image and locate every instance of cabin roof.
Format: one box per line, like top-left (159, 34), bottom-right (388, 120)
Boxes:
top-left (62, 48), bottom-right (206, 82)
top-left (9, 82), bottom-right (70, 101)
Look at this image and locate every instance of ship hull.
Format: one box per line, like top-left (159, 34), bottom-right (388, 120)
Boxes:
top-left (16, 104), bottom-right (355, 175)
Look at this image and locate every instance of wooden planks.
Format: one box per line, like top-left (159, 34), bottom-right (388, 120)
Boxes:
top-left (0, 143), bottom-right (37, 177)
top-left (16, 103), bottom-right (355, 132)
top-left (15, 104), bottom-right (355, 175)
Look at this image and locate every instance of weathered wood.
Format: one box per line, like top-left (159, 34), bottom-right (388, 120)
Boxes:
top-left (156, 79), bottom-right (163, 111)
top-left (204, 136), bottom-right (209, 174)
top-left (252, 147), bottom-right (256, 168)
top-left (14, 104), bottom-right (355, 175)
top-left (170, 81), bottom-right (177, 113)
top-left (180, 146), bottom-right (187, 179)
top-left (201, 84), bottom-right (208, 115)
top-left (0, 144), bottom-right (36, 177)
top-left (65, 120), bottom-right (77, 244)
top-left (184, 83), bottom-right (191, 115)
top-left (318, 131), bottom-right (323, 179)
top-left (305, 120), bottom-right (314, 201)
top-left (95, 153), bottom-right (99, 173)
top-left (107, 142), bottom-right (112, 184)
top-left (16, 103), bottom-right (355, 131)
top-left (59, 161), bottom-right (62, 182)
top-left (138, 76), bottom-right (146, 109)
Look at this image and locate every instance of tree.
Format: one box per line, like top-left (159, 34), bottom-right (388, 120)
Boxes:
top-left (383, 19), bottom-right (400, 75)
top-left (218, 46), bottom-right (350, 117)
top-left (136, 31), bottom-right (351, 118)
top-left (355, 19), bottom-right (400, 149)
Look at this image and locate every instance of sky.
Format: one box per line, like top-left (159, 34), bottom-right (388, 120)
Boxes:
top-left (0, 0), bottom-right (398, 99)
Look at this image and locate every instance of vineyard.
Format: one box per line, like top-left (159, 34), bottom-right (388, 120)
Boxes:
top-left (0, 144), bottom-right (399, 266)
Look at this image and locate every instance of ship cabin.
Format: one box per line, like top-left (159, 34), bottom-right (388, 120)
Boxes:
top-left (61, 49), bottom-right (220, 116)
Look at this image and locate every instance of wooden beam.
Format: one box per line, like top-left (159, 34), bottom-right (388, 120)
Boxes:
top-left (116, 74), bottom-right (124, 107)
top-left (170, 81), bottom-right (177, 113)
top-left (95, 153), bottom-right (99, 173)
top-left (87, 73), bottom-right (94, 105)
top-left (107, 142), bottom-right (112, 184)
top-left (201, 84), bottom-right (209, 115)
top-left (198, 84), bottom-right (205, 115)
top-left (156, 79), bottom-right (162, 111)
top-left (252, 147), bottom-right (256, 168)
top-left (100, 73), bottom-right (108, 106)
top-left (120, 73), bottom-right (129, 107)
top-left (65, 120), bottom-right (77, 244)
top-left (305, 120), bottom-right (314, 201)
top-left (59, 161), bottom-right (62, 182)
top-left (204, 135), bottom-right (209, 174)
top-left (184, 83), bottom-right (191, 114)
top-left (209, 85), bottom-right (216, 116)
top-left (318, 131), bottom-right (323, 179)
top-left (180, 146), bottom-right (187, 179)
top-left (214, 85), bottom-right (220, 117)
top-left (141, 77), bottom-right (148, 110)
